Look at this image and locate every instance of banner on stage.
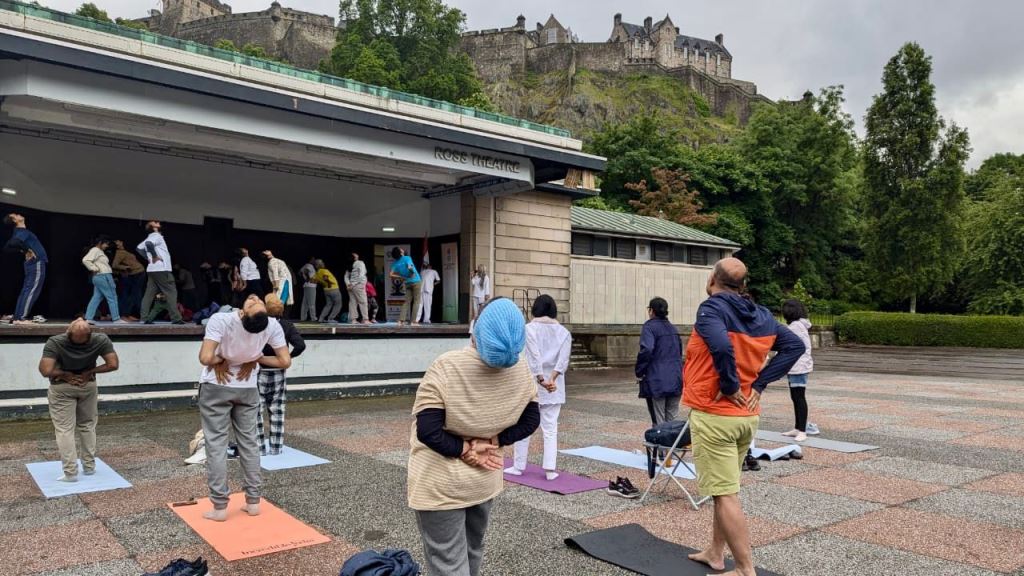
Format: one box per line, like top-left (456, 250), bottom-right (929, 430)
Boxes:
top-left (382, 243), bottom-right (411, 322)
top-left (441, 242), bottom-right (458, 323)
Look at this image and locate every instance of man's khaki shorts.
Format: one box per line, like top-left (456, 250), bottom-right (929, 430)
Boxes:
top-left (690, 410), bottom-right (759, 497)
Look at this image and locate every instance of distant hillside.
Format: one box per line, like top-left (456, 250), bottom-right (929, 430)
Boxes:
top-left (483, 69), bottom-right (746, 145)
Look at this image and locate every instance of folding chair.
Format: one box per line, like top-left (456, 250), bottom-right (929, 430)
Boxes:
top-left (639, 418), bottom-right (710, 510)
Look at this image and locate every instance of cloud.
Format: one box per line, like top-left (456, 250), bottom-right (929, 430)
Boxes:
top-left (38, 0), bottom-right (1024, 168)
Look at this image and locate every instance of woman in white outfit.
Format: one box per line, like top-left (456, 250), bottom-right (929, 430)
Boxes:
top-left (470, 265), bottom-right (490, 319)
top-left (505, 294), bottom-right (571, 481)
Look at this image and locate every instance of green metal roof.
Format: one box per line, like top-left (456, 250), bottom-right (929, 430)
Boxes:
top-left (0, 0), bottom-right (571, 138)
top-left (571, 206), bottom-right (740, 247)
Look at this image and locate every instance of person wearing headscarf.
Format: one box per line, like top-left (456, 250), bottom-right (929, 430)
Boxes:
top-left (408, 297), bottom-right (539, 576)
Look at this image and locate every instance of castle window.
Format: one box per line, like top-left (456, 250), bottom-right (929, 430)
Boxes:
top-left (547, 28), bottom-right (557, 44)
top-left (716, 53), bottom-right (722, 68)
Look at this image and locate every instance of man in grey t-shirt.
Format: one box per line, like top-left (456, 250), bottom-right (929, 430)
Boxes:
top-left (38, 318), bottom-right (119, 481)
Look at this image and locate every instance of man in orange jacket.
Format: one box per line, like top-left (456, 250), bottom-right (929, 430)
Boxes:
top-left (684, 258), bottom-right (805, 576)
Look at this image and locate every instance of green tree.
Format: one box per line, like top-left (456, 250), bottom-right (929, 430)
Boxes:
top-left (320, 0), bottom-right (485, 104)
top-left (862, 42), bottom-right (970, 313)
top-left (115, 17), bottom-right (148, 30)
top-left (734, 87), bottom-right (862, 298)
top-left (215, 39), bottom-right (239, 52)
top-left (75, 2), bottom-right (111, 22)
top-left (586, 113), bottom-right (685, 210)
top-left (962, 161), bottom-right (1024, 314)
top-left (964, 153), bottom-right (1024, 201)
top-left (626, 167), bottom-right (717, 227)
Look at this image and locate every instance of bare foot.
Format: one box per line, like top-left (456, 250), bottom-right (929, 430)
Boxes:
top-left (203, 508), bottom-right (228, 522)
top-left (242, 503), bottom-right (260, 516)
top-left (688, 549), bottom-right (726, 571)
top-left (713, 570), bottom-right (757, 576)
top-left (781, 429), bottom-right (799, 437)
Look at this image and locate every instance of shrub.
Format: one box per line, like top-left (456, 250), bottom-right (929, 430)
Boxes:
top-left (835, 312), bottom-right (1024, 348)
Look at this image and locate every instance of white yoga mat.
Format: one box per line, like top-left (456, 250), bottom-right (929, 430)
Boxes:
top-left (560, 446), bottom-right (696, 479)
top-left (260, 446), bottom-right (330, 471)
top-left (749, 440), bottom-right (801, 461)
top-left (755, 430), bottom-right (878, 453)
top-left (26, 458), bottom-right (132, 498)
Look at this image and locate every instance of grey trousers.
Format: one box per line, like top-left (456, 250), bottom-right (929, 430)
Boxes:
top-left (647, 394), bottom-right (681, 426)
top-left (416, 499), bottom-right (493, 576)
top-left (199, 383), bottom-right (261, 509)
top-left (48, 382), bottom-right (98, 477)
top-left (347, 282), bottom-right (368, 322)
top-left (320, 289), bottom-right (342, 322)
top-left (141, 271), bottom-right (181, 321)
top-left (301, 285), bottom-right (317, 321)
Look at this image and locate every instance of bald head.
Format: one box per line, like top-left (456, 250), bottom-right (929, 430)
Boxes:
top-left (67, 318), bottom-right (92, 344)
top-left (707, 257), bottom-right (748, 296)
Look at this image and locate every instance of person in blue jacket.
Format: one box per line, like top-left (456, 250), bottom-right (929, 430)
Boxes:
top-left (635, 296), bottom-right (682, 426)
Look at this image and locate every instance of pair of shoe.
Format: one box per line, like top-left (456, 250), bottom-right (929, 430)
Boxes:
top-left (607, 476), bottom-right (640, 499)
top-left (144, 556), bottom-right (208, 576)
top-left (742, 454), bottom-right (761, 472)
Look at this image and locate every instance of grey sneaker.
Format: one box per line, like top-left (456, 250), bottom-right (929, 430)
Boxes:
top-left (806, 423), bottom-right (820, 435)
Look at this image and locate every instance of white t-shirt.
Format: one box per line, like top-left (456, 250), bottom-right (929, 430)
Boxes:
top-left (137, 232), bottom-right (172, 273)
top-left (300, 263), bottom-right (317, 288)
top-left (471, 274), bottom-right (490, 300)
top-left (239, 256), bottom-right (261, 281)
top-left (420, 268), bottom-right (440, 294)
top-left (199, 312), bottom-right (286, 388)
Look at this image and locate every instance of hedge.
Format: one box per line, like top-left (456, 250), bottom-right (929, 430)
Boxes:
top-left (834, 312), bottom-right (1024, 349)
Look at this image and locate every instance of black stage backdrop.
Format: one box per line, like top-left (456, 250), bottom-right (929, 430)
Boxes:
top-left (1, 202), bottom-right (460, 322)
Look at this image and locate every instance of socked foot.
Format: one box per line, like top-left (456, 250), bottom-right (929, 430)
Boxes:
top-left (203, 508), bottom-right (228, 522)
top-left (242, 502), bottom-right (261, 516)
top-left (688, 549), bottom-right (726, 571)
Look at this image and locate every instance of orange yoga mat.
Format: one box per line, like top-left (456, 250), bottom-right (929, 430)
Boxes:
top-left (169, 493), bottom-right (331, 561)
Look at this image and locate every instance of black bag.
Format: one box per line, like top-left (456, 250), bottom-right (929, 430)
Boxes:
top-left (644, 419), bottom-right (690, 448)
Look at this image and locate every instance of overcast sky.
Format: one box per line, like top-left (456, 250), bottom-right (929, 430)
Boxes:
top-left (43, 0), bottom-right (1024, 168)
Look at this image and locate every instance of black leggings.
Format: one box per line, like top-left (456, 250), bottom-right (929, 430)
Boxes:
top-left (790, 386), bottom-right (808, 432)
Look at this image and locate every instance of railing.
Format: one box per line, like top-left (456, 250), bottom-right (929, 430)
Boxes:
top-left (776, 313), bottom-right (835, 329)
top-left (512, 288), bottom-right (541, 319)
top-left (0, 0), bottom-right (572, 138)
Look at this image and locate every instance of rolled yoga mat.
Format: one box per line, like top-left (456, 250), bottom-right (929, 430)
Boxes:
top-left (566, 523), bottom-right (783, 576)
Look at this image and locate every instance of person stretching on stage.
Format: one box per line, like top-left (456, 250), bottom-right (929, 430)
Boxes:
top-left (237, 248), bottom-right (262, 298)
top-left (256, 294), bottom-right (305, 455)
top-left (389, 247), bottom-right (421, 326)
top-left (137, 220), bottom-right (183, 324)
top-left (38, 318), bottom-right (119, 481)
top-left (418, 262), bottom-right (440, 324)
top-left (505, 295), bottom-right (571, 481)
top-left (4, 213), bottom-right (48, 325)
top-left (82, 236), bottom-right (124, 324)
top-left (345, 252), bottom-right (369, 324)
top-left (198, 293), bottom-right (291, 521)
top-left (262, 250), bottom-right (294, 314)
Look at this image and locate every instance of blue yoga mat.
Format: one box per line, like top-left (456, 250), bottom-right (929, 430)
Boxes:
top-left (26, 458), bottom-right (132, 498)
top-left (560, 446), bottom-right (696, 479)
top-left (260, 446), bottom-right (330, 471)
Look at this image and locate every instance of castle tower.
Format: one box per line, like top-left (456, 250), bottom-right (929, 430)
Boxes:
top-left (159, 0), bottom-right (231, 36)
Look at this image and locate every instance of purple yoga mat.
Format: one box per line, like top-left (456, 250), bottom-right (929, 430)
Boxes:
top-left (502, 460), bottom-right (607, 495)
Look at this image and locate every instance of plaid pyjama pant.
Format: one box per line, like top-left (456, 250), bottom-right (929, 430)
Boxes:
top-left (256, 369), bottom-right (287, 454)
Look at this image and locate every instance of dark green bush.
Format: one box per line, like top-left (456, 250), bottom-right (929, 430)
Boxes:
top-left (835, 312), bottom-right (1024, 348)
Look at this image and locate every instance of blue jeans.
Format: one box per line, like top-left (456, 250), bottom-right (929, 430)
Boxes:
top-left (14, 259), bottom-right (46, 320)
top-left (86, 273), bottom-right (120, 321)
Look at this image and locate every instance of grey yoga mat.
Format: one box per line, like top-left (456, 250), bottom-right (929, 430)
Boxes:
top-left (755, 430), bottom-right (879, 453)
top-left (566, 524), bottom-right (782, 576)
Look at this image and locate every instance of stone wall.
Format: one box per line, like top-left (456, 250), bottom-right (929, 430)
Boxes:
top-left (460, 29), bottom-right (529, 83)
top-left (460, 190), bottom-right (572, 322)
top-left (524, 44), bottom-right (578, 75)
top-left (175, 6), bottom-right (336, 69)
top-left (158, 0), bottom-right (230, 35)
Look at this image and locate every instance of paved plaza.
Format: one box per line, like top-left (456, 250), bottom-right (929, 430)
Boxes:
top-left (1, 364), bottom-right (1023, 575)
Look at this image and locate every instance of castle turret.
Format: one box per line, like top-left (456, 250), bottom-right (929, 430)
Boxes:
top-left (643, 16), bottom-right (652, 31)
top-left (715, 33), bottom-right (724, 46)
top-left (516, 15), bottom-right (526, 29)
top-left (614, 13), bottom-right (621, 26)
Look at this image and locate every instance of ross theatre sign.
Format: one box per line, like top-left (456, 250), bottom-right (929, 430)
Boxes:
top-left (434, 146), bottom-right (522, 175)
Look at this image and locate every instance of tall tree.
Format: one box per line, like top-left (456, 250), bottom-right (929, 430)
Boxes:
top-left (321, 0), bottom-right (486, 106)
top-left (75, 2), bottom-right (111, 22)
top-left (862, 42), bottom-right (970, 313)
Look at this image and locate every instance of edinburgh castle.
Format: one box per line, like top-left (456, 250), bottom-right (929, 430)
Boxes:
top-left (137, 2), bottom-right (766, 119)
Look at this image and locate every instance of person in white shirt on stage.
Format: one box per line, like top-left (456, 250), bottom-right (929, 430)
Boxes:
top-left (418, 262), bottom-right (441, 324)
top-left (197, 293), bottom-right (291, 522)
top-left (137, 220), bottom-right (183, 324)
top-left (505, 294), bottom-right (571, 481)
top-left (470, 265), bottom-right (491, 319)
top-left (237, 248), bottom-right (262, 298)
top-left (344, 252), bottom-right (369, 324)
top-left (299, 256), bottom-right (318, 322)
top-left (262, 250), bottom-right (294, 313)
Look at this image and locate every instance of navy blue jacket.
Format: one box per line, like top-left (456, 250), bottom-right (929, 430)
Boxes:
top-left (635, 317), bottom-right (683, 399)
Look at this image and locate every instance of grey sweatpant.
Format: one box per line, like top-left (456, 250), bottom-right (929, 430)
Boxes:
top-left (199, 383), bottom-right (261, 509)
top-left (646, 394), bottom-right (681, 426)
top-left (416, 499), bottom-right (493, 576)
top-left (141, 271), bottom-right (182, 321)
top-left (320, 289), bottom-right (342, 322)
top-left (301, 285), bottom-right (317, 321)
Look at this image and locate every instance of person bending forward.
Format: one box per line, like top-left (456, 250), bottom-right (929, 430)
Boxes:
top-left (197, 294), bottom-right (291, 521)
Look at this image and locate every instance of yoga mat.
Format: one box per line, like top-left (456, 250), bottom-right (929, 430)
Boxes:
top-left (749, 440), bottom-right (801, 461)
top-left (566, 524), bottom-right (782, 576)
top-left (169, 493), bottom-right (331, 561)
top-left (26, 458), bottom-right (131, 499)
top-left (560, 447), bottom-right (696, 479)
top-left (502, 460), bottom-right (607, 495)
top-left (260, 446), bottom-right (330, 471)
top-left (756, 430), bottom-right (878, 453)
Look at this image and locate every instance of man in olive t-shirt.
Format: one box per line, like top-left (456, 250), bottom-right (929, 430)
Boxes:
top-left (38, 318), bottom-right (119, 481)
